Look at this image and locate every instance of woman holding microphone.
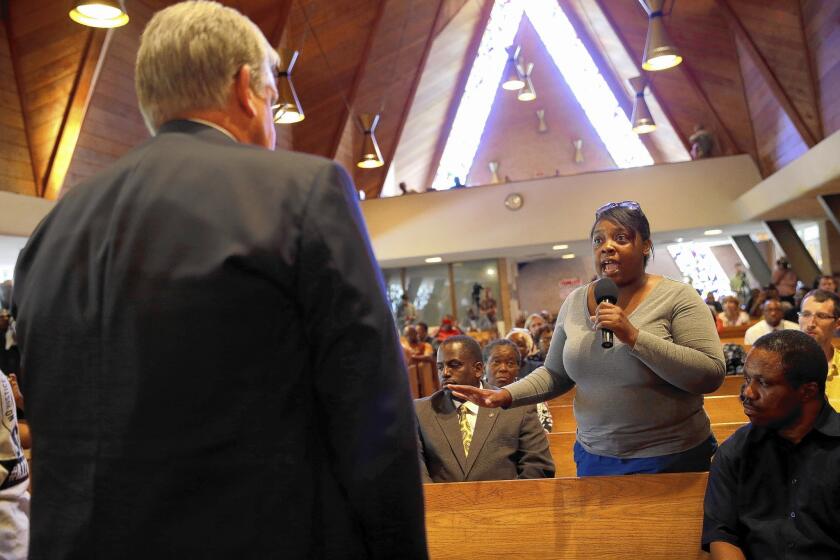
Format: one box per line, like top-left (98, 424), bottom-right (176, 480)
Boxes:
top-left (452, 202), bottom-right (725, 476)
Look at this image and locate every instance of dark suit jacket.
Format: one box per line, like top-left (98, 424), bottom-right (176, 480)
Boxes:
top-left (414, 389), bottom-right (554, 483)
top-left (12, 121), bottom-right (427, 559)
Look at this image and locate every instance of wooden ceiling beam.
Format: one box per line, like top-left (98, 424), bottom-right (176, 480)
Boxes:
top-left (42, 28), bottom-right (111, 199)
top-left (674, 61), bottom-right (740, 155)
top-left (794, 0), bottom-right (823, 141)
top-left (592, 0), bottom-right (691, 153)
top-left (560, 0), bottom-right (666, 164)
top-left (715, 0), bottom-right (818, 148)
top-left (2, 16), bottom-right (38, 194)
top-left (422, 0), bottom-right (494, 192)
top-left (370, 0), bottom-right (448, 198)
top-left (327, 0), bottom-right (387, 160)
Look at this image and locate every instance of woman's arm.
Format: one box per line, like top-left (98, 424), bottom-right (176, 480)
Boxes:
top-left (630, 285), bottom-right (726, 394)
top-left (503, 294), bottom-right (576, 406)
top-left (451, 291), bottom-right (579, 408)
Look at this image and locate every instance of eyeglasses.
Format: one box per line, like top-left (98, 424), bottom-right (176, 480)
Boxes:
top-left (798, 311), bottom-right (837, 321)
top-left (595, 201), bottom-right (640, 216)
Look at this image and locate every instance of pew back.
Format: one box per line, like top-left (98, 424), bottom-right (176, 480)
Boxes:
top-left (548, 422), bottom-right (746, 477)
top-left (424, 472), bottom-right (710, 559)
top-left (548, 395), bottom-right (747, 432)
top-left (548, 375), bottom-right (745, 406)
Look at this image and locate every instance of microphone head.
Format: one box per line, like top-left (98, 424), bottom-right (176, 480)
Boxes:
top-left (594, 277), bottom-right (619, 304)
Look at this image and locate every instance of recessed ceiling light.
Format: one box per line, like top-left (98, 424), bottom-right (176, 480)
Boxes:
top-left (425, 257), bottom-right (442, 263)
top-left (486, 268), bottom-right (496, 276)
top-left (704, 229), bottom-right (723, 236)
top-left (552, 244), bottom-right (568, 251)
top-left (561, 253), bottom-right (575, 260)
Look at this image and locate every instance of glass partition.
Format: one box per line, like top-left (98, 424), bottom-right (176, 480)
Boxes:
top-left (402, 264), bottom-right (452, 328)
top-left (384, 258), bottom-right (503, 335)
top-left (452, 260), bottom-right (502, 334)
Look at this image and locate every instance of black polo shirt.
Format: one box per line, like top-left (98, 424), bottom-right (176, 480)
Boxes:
top-left (702, 401), bottom-right (840, 559)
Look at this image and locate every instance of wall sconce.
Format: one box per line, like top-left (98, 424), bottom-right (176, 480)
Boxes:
top-left (501, 45), bottom-right (525, 90)
top-left (639, 0), bottom-right (683, 71)
top-left (572, 139), bottom-right (584, 164)
top-left (488, 161), bottom-right (501, 184)
top-left (69, 0), bottom-right (129, 28)
top-left (517, 62), bottom-right (536, 101)
top-left (536, 109), bottom-right (548, 133)
top-left (357, 113), bottom-right (384, 169)
top-left (273, 48), bottom-right (305, 124)
top-left (629, 76), bottom-right (656, 134)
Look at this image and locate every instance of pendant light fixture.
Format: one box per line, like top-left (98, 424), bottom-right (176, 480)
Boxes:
top-left (357, 113), bottom-right (384, 169)
top-left (517, 62), bottom-right (536, 101)
top-left (273, 48), bottom-right (305, 124)
top-left (69, 0), bottom-right (129, 28)
top-left (629, 76), bottom-right (656, 134)
top-left (639, 0), bottom-right (682, 71)
top-left (501, 45), bottom-right (525, 90)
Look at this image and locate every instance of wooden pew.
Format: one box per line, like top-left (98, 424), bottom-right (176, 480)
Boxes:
top-left (548, 375), bottom-right (746, 407)
top-left (424, 472), bottom-right (710, 559)
top-left (547, 422), bottom-right (746, 478)
top-left (548, 395), bottom-right (747, 432)
top-left (407, 362), bottom-right (439, 399)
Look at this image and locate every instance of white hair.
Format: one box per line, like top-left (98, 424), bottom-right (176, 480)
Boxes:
top-left (524, 313), bottom-right (544, 330)
top-left (135, 1), bottom-right (279, 132)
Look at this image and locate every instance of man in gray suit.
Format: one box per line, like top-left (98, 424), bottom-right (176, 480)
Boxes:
top-left (11, 2), bottom-right (425, 558)
top-left (415, 335), bottom-right (554, 483)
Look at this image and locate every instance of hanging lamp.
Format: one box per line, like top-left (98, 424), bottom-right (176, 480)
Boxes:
top-left (629, 76), bottom-right (656, 134)
top-left (501, 45), bottom-right (525, 90)
top-left (517, 62), bottom-right (536, 101)
top-left (69, 0), bottom-right (129, 28)
top-left (357, 113), bottom-right (384, 169)
top-left (639, 0), bottom-right (682, 71)
top-left (273, 48), bottom-right (305, 124)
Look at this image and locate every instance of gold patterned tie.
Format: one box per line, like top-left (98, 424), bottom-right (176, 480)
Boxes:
top-left (458, 403), bottom-right (472, 456)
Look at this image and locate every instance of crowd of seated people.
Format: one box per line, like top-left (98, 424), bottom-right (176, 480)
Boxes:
top-left (10, 264), bottom-right (840, 558)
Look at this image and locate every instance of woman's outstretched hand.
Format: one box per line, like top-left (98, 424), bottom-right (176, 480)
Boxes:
top-left (447, 385), bottom-right (512, 408)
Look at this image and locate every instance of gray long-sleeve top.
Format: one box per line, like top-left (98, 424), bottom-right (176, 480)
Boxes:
top-left (505, 278), bottom-right (726, 458)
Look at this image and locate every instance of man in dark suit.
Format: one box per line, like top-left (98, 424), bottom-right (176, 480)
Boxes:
top-left (11, 2), bottom-right (426, 558)
top-left (415, 335), bottom-right (554, 482)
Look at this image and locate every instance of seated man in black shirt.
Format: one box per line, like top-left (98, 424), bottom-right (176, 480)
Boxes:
top-left (702, 330), bottom-right (840, 559)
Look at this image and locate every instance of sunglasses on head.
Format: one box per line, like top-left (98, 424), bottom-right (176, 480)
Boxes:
top-left (595, 201), bottom-right (640, 216)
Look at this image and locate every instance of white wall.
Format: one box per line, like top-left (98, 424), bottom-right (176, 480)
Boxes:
top-left (362, 155), bottom-right (762, 267)
top-left (0, 191), bottom-right (54, 236)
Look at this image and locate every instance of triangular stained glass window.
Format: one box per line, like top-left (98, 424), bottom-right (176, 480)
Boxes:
top-left (432, 0), bottom-right (653, 191)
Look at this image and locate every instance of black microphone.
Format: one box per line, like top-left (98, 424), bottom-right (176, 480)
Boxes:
top-left (593, 277), bottom-right (619, 348)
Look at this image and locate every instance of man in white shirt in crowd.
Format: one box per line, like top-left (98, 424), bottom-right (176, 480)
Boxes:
top-left (744, 298), bottom-right (798, 345)
top-left (798, 289), bottom-right (840, 410)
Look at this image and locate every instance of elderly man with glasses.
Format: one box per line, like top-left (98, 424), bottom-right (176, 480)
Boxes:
top-left (798, 289), bottom-right (840, 410)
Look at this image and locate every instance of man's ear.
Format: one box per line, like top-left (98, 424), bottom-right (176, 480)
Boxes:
top-left (473, 362), bottom-right (485, 380)
top-left (798, 381), bottom-right (820, 403)
top-left (234, 65), bottom-right (257, 117)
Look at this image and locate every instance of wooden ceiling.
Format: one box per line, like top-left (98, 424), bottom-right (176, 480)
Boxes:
top-left (0, 0), bottom-right (838, 202)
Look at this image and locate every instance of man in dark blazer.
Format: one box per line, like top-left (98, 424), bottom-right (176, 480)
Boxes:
top-left (415, 336), bottom-right (554, 482)
top-left (11, 3), bottom-right (426, 559)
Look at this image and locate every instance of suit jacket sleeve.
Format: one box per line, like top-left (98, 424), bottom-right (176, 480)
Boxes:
top-left (516, 405), bottom-right (555, 479)
top-left (415, 410), bottom-right (432, 484)
top-left (297, 161), bottom-right (427, 558)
